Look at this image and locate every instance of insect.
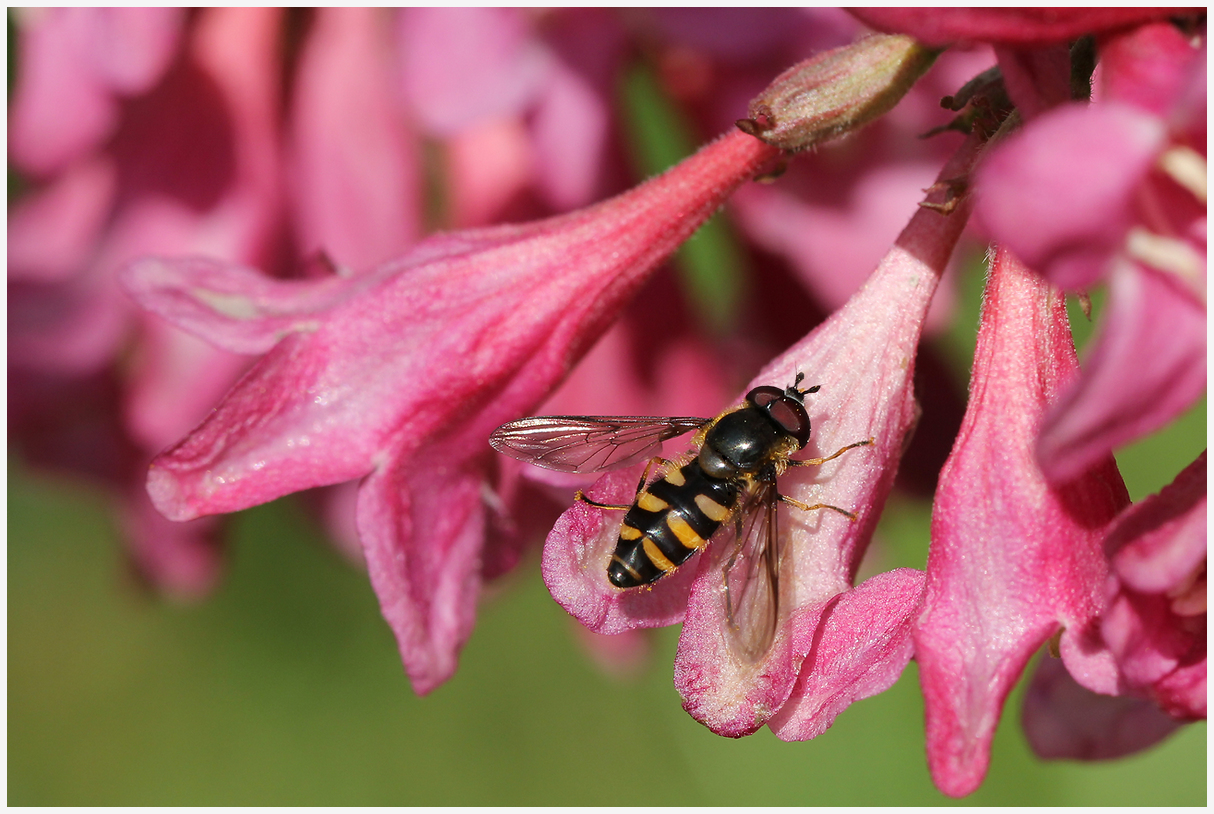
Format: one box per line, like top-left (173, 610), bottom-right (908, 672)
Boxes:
top-left (489, 374), bottom-right (872, 657)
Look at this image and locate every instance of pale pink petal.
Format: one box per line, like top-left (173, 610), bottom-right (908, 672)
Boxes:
top-left (1023, 655), bottom-right (1182, 760)
top-left (542, 467), bottom-right (699, 634)
top-left (121, 255), bottom-right (366, 355)
top-left (529, 62), bottom-right (610, 211)
top-left (1106, 451), bottom-right (1206, 594)
top-left (83, 7), bottom-right (184, 95)
top-left (290, 7), bottom-right (421, 271)
top-left (915, 248), bottom-right (1130, 798)
top-left (396, 7), bottom-right (549, 136)
top-left (1036, 260), bottom-right (1207, 483)
top-left (8, 157), bottom-right (116, 282)
top-left (767, 568), bottom-right (924, 741)
top-left (9, 9), bottom-right (120, 174)
top-left (976, 103), bottom-right (1166, 290)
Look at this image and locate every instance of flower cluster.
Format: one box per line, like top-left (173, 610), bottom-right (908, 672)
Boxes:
top-left (9, 7), bottom-right (1204, 798)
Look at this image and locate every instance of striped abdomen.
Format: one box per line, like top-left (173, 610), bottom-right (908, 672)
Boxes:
top-left (607, 461), bottom-right (740, 588)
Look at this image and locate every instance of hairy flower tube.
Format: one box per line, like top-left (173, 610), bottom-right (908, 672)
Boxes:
top-left (121, 129), bottom-right (781, 693)
top-left (543, 129), bottom-right (986, 738)
top-left (914, 247), bottom-right (1132, 797)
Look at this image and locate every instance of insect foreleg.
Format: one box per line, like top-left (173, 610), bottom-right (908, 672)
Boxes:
top-left (790, 436), bottom-right (874, 467)
top-left (779, 494), bottom-right (858, 521)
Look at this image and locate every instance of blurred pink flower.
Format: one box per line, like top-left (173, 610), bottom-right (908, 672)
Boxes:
top-left (1102, 451), bottom-right (1206, 719)
top-left (9, 8), bottom-right (289, 597)
top-left (914, 247), bottom-right (1131, 797)
top-left (976, 23), bottom-right (1206, 482)
top-left (121, 129), bottom-right (782, 692)
top-left (544, 130), bottom-right (984, 736)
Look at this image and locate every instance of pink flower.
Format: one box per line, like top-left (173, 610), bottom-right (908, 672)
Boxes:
top-left (121, 130), bottom-right (782, 693)
top-left (975, 22), bottom-right (1206, 483)
top-left (543, 129), bottom-right (986, 736)
top-left (1102, 451), bottom-right (1206, 719)
top-left (914, 247), bottom-right (1132, 798)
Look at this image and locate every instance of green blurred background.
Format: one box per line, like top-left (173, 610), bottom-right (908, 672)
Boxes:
top-left (8, 393), bottom-right (1206, 805)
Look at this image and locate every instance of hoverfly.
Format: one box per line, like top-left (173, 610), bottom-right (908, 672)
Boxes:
top-left (489, 374), bottom-right (872, 658)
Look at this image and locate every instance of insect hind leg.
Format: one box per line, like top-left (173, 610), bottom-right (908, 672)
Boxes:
top-left (779, 494), bottom-right (858, 521)
top-left (575, 455), bottom-right (668, 512)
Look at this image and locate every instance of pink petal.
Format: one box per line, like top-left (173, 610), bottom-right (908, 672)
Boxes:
top-left (396, 8), bottom-right (548, 136)
top-left (1036, 260), bottom-right (1207, 483)
top-left (9, 9), bottom-right (120, 175)
top-left (976, 103), bottom-right (1165, 290)
top-left (542, 468), bottom-right (699, 635)
top-left (767, 568), bottom-right (924, 741)
top-left (1022, 655), bottom-right (1182, 760)
top-left (850, 8), bottom-right (1193, 47)
top-left (357, 444), bottom-right (486, 694)
top-left (82, 7), bottom-right (184, 95)
top-left (121, 256), bottom-right (368, 355)
top-left (915, 248), bottom-right (1130, 798)
top-left (289, 8), bottom-right (421, 271)
top-left (1100, 21), bottom-right (1202, 115)
top-left (8, 157), bottom-right (116, 282)
top-left (1106, 451), bottom-right (1207, 594)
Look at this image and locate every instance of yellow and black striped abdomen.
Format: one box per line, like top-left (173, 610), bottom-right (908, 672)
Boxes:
top-left (607, 461), bottom-right (739, 588)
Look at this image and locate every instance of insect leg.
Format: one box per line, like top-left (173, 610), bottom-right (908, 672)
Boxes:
top-left (574, 455), bottom-right (668, 512)
top-left (779, 494), bottom-right (858, 521)
top-left (574, 492), bottom-right (631, 511)
top-left (789, 436), bottom-right (875, 467)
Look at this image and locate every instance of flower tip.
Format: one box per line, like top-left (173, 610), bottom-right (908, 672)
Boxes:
top-left (146, 463), bottom-right (199, 522)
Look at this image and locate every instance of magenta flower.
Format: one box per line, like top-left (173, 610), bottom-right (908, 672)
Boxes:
top-left (543, 130), bottom-right (986, 737)
top-left (975, 22), bottom-right (1206, 482)
top-left (121, 130), bottom-right (782, 692)
top-left (1102, 451), bottom-right (1206, 719)
top-left (914, 247), bottom-right (1132, 797)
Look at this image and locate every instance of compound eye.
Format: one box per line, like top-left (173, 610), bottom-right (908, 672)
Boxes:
top-left (766, 397), bottom-right (811, 447)
top-left (745, 386), bottom-right (784, 409)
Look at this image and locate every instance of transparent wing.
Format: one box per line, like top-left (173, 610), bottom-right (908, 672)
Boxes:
top-left (723, 479), bottom-right (784, 662)
top-left (488, 415), bottom-right (708, 474)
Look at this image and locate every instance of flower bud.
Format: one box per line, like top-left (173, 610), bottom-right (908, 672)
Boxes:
top-left (738, 34), bottom-right (939, 152)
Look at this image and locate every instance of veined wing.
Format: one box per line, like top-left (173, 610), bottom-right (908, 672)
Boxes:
top-left (722, 479), bottom-right (785, 663)
top-left (489, 415), bottom-right (708, 474)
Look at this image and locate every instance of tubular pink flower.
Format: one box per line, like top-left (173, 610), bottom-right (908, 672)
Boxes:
top-left (544, 131), bottom-right (985, 736)
top-left (1102, 451), bottom-right (1206, 719)
top-left (914, 247), bottom-right (1131, 798)
top-left (974, 24), bottom-right (1206, 483)
top-left (122, 129), bottom-right (782, 693)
